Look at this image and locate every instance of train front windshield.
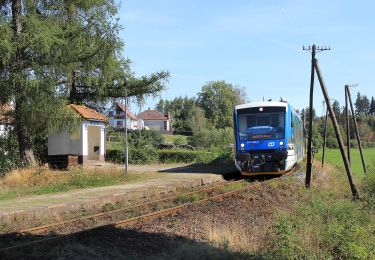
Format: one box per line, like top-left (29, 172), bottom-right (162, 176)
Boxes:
top-left (237, 108), bottom-right (285, 141)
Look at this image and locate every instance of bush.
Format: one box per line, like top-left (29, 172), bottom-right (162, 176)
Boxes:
top-left (157, 149), bottom-right (215, 164)
top-left (362, 163), bottom-right (375, 207)
top-left (128, 130), bottom-right (164, 147)
top-left (188, 127), bottom-right (233, 148)
top-left (173, 136), bottom-right (185, 145)
top-left (271, 194), bottom-right (375, 259)
top-left (0, 133), bottom-right (21, 175)
top-left (106, 145), bottom-right (158, 165)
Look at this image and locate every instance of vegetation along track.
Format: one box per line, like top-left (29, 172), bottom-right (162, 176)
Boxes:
top-left (0, 168), bottom-right (299, 253)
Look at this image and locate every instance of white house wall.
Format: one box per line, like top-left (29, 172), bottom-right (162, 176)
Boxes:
top-left (144, 120), bottom-right (164, 131)
top-left (0, 124), bottom-right (6, 137)
top-left (48, 130), bottom-right (71, 155)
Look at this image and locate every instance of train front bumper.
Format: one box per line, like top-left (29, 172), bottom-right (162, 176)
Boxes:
top-left (235, 149), bottom-right (288, 173)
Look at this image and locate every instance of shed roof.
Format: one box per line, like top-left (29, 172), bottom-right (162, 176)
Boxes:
top-left (139, 110), bottom-right (169, 121)
top-left (69, 104), bottom-right (108, 122)
top-left (116, 103), bottom-right (138, 121)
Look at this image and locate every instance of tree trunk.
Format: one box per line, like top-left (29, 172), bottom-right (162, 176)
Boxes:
top-left (69, 70), bottom-right (78, 104)
top-left (15, 95), bottom-right (37, 166)
top-left (12, 0), bottom-right (37, 166)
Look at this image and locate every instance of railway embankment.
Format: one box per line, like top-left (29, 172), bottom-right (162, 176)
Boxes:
top-left (0, 164), bottom-right (232, 233)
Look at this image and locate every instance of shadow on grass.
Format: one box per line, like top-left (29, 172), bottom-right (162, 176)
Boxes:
top-left (0, 226), bottom-right (263, 259)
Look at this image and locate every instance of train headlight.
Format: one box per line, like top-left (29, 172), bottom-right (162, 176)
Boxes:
top-left (240, 143), bottom-right (245, 148)
top-left (279, 141), bottom-right (284, 146)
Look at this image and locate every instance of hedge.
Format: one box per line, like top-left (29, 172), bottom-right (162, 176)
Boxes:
top-left (157, 149), bottom-right (214, 164)
top-left (106, 146), bottom-right (158, 165)
top-left (106, 148), bottom-right (215, 164)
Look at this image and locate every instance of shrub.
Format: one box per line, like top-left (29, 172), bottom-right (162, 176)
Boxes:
top-left (361, 163), bottom-right (375, 207)
top-left (188, 127), bottom-right (233, 148)
top-left (271, 194), bottom-right (375, 259)
top-left (0, 133), bottom-right (21, 175)
top-left (106, 145), bottom-right (158, 165)
top-left (128, 130), bottom-right (164, 147)
top-left (157, 149), bottom-right (215, 164)
top-left (173, 136), bottom-right (185, 145)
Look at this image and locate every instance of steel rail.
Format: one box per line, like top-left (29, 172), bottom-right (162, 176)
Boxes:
top-left (16, 179), bottom-right (245, 235)
top-left (0, 179), bottom-right (249, 252)
top-left (0, 166), bottom-right (301, 253)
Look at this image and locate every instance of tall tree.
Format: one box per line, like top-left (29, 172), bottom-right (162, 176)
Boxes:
top-left (354, 92), bottom-right (370, 115)
top-left (0, 0), bottom-right (169, 166)
top-left (156, 96), bottom-right (197, 132)
top-left (332, 100), bottom-right (341, 118)
top-left (197, 80), bottom-right (247, 129)
top-left (369, 96), bottom-right (375, 115)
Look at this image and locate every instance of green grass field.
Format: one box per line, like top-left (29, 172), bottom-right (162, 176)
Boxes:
top-left (162, 134), bottom-right (188, 145)
top-left (315, 148), bottom-right (375, 176)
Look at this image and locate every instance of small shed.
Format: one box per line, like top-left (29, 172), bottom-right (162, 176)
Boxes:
top-left (48, 104), bottom-right (108, 168)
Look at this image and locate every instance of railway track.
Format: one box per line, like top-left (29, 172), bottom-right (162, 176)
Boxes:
top-left (0, 167), bottom-right (302, 254)
top-left (0, 178), bottom-right (255, 253)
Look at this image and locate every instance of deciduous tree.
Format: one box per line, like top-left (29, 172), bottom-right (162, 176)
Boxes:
top-left (197, 80), bottom-right (247, 129)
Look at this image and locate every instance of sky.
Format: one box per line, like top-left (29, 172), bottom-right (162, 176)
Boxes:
top-left (118, 0), bottom-right (375, 116)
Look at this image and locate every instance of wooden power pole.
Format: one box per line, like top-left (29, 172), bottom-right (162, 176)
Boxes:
top-left (303, 45), bottom-right (359, 199)
top-left (346, 85), bottom-right (366, 173)
top-left (345, 86), bottom-right (351, 164)
top-left (304, 44), bottom-right (316, 188)
top-left (321, 104), bottom-right (328, 168)
top-left (315, 61), bottom-right (359, 199)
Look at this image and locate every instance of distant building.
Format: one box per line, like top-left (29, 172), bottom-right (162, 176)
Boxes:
top-left (48, 104), bottom-right (108, 168)
top-left (105, 102), bottom-right (141, 130)
top-left (138, 109), bottom-right (171, 132)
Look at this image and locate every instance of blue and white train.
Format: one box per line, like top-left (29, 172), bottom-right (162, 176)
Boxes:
top-left (233, 101), bottom-right (304, 176)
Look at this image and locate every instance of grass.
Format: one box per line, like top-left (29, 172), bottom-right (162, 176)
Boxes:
top-left (315, 148), bottom-right (375, 176)
top-left (106, 140), bottom-right (123, 150)
top-left (0, 167), bottom-right (161, 201)
top-left (268, 161), bottom-right (375, 259)
top-left (162, 134), bottom-right (188, 145)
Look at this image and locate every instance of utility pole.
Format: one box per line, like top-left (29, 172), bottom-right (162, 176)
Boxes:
top-left (345, 85), bottom-right (350, 164)
top-left (303, 44), bottom-right (316, 188)
top-left (303, 45), bottom-right (331, 187)
top-left (346, 84), bottom-right (366, 173)
top-left (321, 102), bottom-right (328, 168)
top-left (124, 79), bottom-right (129, 174)
top-left (315, 61), bottom-right (359, 199)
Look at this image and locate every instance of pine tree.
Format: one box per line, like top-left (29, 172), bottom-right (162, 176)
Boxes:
top-left (369, 96), bottom-right (375, 115)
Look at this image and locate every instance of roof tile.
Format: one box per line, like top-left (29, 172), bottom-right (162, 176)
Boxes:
top-left (69, 104), bottom-right (108, 122)
top-left (139, 110), bottom-right (168, 121)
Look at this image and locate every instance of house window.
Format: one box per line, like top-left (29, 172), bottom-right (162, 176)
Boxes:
top-left (109, 111), bottom-right (114, 116)
top-left (116, 121), bottom-right (123, 127)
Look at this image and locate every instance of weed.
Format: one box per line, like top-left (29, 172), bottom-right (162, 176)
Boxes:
top-left (173, 193), bottom-right (207, 205)
top-left (270, 191), bottom-right (375, 259)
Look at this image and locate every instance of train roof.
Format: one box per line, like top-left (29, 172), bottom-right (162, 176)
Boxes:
top-left (235, 101), bottom-right (289, 110)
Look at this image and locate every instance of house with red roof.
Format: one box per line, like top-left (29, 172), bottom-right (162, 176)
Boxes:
top-left (48, 104), bottom-right (108, 168)
top-left (138, 109), bottom-right (171, 132)
top-left (105, 102), bottom-right (141, 130)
